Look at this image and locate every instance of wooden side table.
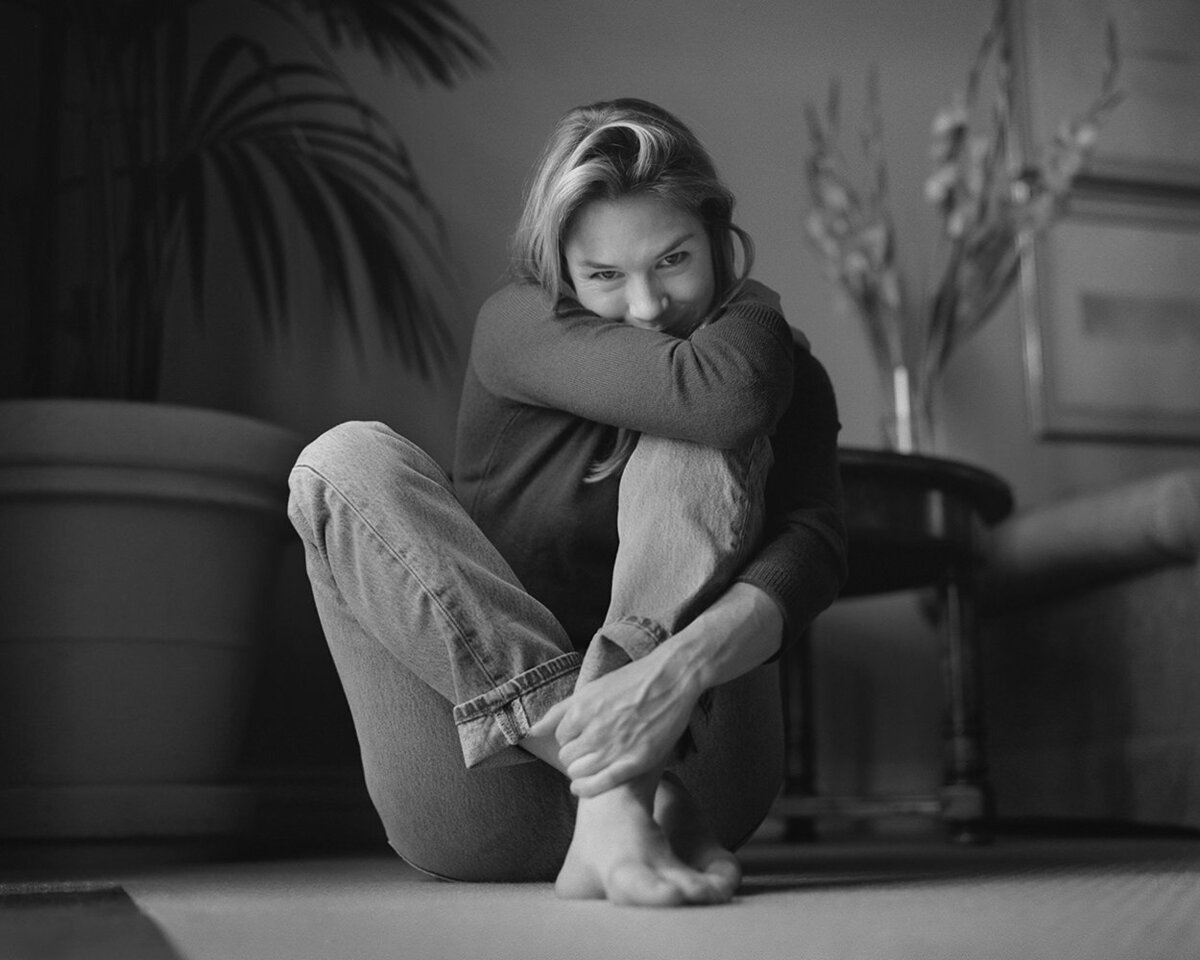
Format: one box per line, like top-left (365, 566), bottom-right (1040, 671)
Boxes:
top-left (774, 446), bottom-right (1014, 843)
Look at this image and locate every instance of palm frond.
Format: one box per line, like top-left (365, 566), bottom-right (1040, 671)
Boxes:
top-left (251, 139), bottom-right (365, 347)
top-left (179, 154), bottom-right (210, 320)
top-left (206, 144), bottom-right (290, 332)
top-left (255, 0), bottom-right (493, 86)
top-left (18, 0), bottom-right (489, 399)
top-left (164, 27), bottom-right (457, 373)
top-left (312, 153), bottom-right (454, 373)
top-left (184, 35), bottom-right (278, 143)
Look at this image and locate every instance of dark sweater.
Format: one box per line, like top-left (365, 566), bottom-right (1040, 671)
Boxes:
top-left (453, 282), bottom-right (847, 652)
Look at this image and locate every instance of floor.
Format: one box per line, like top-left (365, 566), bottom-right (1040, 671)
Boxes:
top-left (5, 832), bottom-right (1200, 960)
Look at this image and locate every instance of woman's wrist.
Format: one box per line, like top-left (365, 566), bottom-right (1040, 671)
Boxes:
top-left (652, 637), bottom-right (708, 708)
top-left (660, 582), bottom-right (785, 693)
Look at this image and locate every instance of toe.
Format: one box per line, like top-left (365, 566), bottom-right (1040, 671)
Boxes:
top-left (659, 865), bottom-right (731, 905)
top-left (699, 852), bottom-right (741, 890)
top-left (607, 861), bottom-right (685, 908)
top-left (700, 860), bottom-right (740, 901)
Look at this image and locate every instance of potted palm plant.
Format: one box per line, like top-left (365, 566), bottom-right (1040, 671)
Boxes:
top-left (0, 0), bottom-right (490, 845)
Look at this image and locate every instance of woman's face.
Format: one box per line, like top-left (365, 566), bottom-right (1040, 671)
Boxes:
top-left (563, 194), bottom-right (716, 337)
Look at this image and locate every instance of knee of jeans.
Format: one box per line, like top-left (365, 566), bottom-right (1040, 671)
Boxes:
top-left (627, 433), bottom-right (773, 496)
top-left (294, 421), bottom-right (387, 474)
top-left (293, 420), bottom-right (441, 486)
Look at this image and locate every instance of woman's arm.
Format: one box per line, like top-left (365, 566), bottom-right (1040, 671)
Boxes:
top-left (471, 282), bottom-right (795, 448)
top-left (539, 582), bottom-right (783, 797)
top-left (735, 341), bottom-right (848, 647)
top-left (531, 341), bottom-right (849, 796)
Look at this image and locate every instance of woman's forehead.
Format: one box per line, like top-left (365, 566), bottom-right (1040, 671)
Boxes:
top-left (564, 195), bottom-right (704, 263)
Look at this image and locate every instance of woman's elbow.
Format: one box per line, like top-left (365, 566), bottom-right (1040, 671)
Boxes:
top-left (704, 388), bottom-right (788, 447)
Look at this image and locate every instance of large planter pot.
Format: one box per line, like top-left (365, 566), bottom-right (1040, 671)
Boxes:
top-left (0, 399), bottom-right (304, 841)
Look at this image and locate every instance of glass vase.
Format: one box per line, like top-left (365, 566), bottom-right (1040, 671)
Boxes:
top-left (880, 363), bottom-right (936, 455)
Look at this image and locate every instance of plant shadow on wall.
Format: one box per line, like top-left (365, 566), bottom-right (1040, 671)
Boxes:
top-left (8, 0), bottom-right (493, 401)
top-left (0, 0), bottom-right (490, 850)
top-left (802, 0), bottom-right (1122, 453)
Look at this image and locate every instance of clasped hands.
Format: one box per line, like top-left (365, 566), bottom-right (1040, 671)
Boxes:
top-left (529, 642), bottom-right (702, 798)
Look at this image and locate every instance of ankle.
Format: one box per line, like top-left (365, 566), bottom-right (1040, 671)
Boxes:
top-left (575, 769), bottom-right (663, 828)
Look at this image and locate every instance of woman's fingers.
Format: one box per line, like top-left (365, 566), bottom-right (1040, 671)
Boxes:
top-left (557, 735), bottom-right (598, 767)
top-left (526, 697), bottom-right (592, 751)
top-left (558, 728), bottom-right (633, 770)
top-left (570, 756), bottom-right (643, 798)
top-left (527, 653), bottom-right (697, 791)
top-left (527, 698), bottom-right (570, 739)
top-left (563, 749), bottom-right (604, 779)
top-left (554, 704), bottom-right (589, 744)
top-left (564, 736), bottom-right (658, 787)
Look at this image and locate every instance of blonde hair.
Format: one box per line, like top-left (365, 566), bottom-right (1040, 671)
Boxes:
top-left (511, 98), bottom-right (755, 481)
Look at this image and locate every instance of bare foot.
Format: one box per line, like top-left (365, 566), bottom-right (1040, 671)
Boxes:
top-left (655, 773), bottom-right (742, 896)
top-left (555, 769), bottom-right (733, 907)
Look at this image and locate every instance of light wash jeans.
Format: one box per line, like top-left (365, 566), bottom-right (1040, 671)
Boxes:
top-left (287, 421), bottom-right (784, 881)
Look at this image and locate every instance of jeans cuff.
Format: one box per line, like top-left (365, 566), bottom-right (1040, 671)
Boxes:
top-left (452, 652), bottom-right (581, 769)
top-left (595, 616), bottom-right (668, 661)
top-left (575, 617), bottom-right (669, 690)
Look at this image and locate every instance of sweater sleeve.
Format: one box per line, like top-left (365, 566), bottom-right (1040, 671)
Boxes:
top-left (471, 283), bottom-right (796, 448)
top-left (736, 335), bottom-right (849, 646)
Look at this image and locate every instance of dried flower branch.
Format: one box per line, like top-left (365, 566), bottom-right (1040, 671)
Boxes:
top-left (804, 0), bottom-right (1122, 435)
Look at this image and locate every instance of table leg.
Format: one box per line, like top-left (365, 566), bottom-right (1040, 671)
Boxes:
top-left (780, 628), bottom-right (817, 841)
top-left (938, 572), bottom-right (993, 844)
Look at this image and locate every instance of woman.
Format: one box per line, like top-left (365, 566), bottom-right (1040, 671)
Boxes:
top-left (288, 98), bottom-right (847, 907)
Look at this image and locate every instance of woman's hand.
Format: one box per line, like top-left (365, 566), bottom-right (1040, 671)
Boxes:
top-left (530, 647), bottom-right (701, 798)
top-left (530, 584), bottom-right (784, 797)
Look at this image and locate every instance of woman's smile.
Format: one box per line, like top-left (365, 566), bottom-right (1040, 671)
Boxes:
top-left (563, 194), bottom-right (716, 338)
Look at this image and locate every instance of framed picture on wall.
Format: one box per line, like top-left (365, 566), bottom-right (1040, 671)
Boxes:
top-left (1012, 0), bottom-right (1200, 191)
top-left (1019, 192), bottom-right (1200, 443)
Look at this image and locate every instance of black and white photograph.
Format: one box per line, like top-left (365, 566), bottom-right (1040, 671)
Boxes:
top-left (2, 1), bottom-right (1199, 958)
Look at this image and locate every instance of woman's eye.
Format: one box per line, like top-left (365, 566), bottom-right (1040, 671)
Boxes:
top-left (590, 270), bottom-right (620, 281)
top-left (660, 251), bottom-right (688, 268)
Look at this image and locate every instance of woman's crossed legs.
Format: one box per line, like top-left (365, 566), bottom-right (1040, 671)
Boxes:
top-left (287, 422), bottom-right (782, 903)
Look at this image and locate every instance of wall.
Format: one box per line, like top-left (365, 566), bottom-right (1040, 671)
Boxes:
top-left (161, 1), bottom-right (1200, 818)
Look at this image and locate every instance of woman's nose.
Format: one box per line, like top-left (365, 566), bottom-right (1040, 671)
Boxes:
top-left (626, 276), bottom-right (668, 326)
